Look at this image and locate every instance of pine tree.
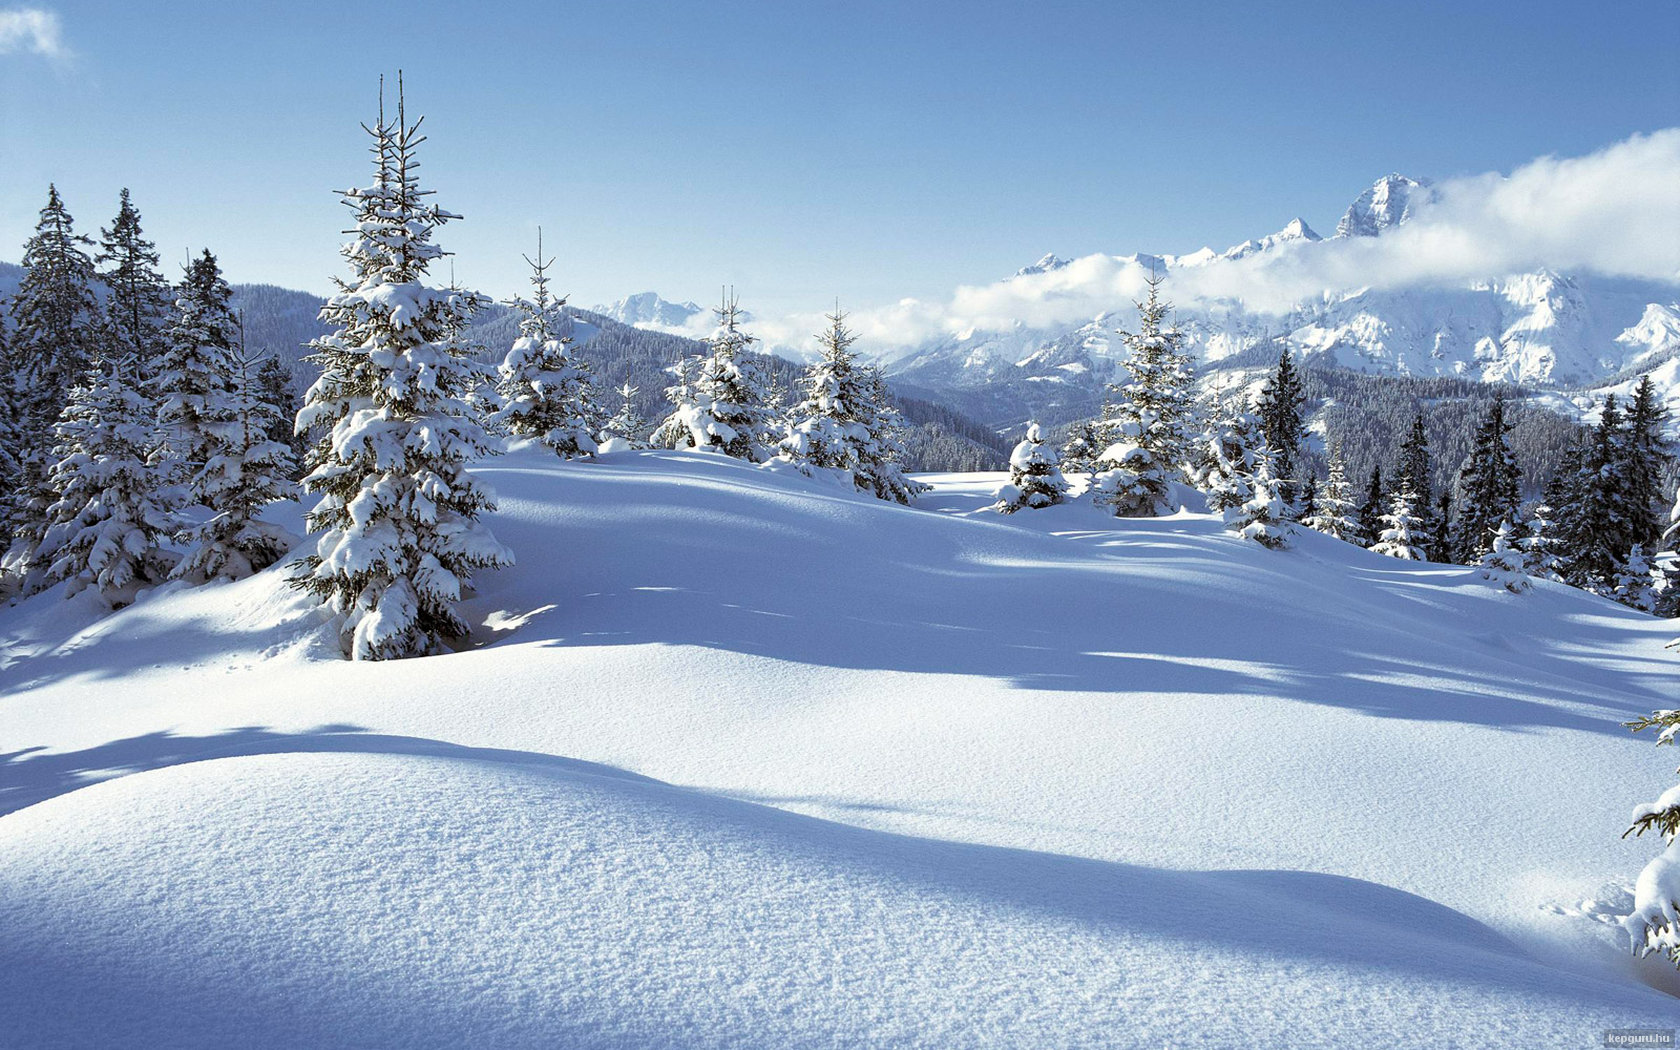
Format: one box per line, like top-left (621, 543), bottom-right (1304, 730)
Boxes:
top-left (1303, 442), bottom-right (1359, 542)
top-left (1393, 414), bottom-right (1437, 555)
top-left (778, 306), bottom-right (927, 503)
top-left (1092, 273), bottom-right (1195, 517)
top-left (254, 354), bottom-right (306, 466)
top-left (291, 77), bottom-right (513, 661)
top-left (495, 229), bottom-right (598, 458)
top-left (1561, 398), bottom-right (1634, 593)
top-left (37, 362), bottom-right (173, 601)
top-left (654, 290), bottom-right (776, 462)
top-left (174, 343), bottom-right (299, 583)
top-left (1357, 465), bottom-right (1384, 548)
top-left (1059, 419), bottom-right (1102, 489)
top-left (604, 381), bottom-right (649, 447)
top-left (1453, 394), bottom-right (1521, 562)
top-left (1299, 475), bottom-right (1319, 522)
top-left (2, 185), bottom-right (103, 588)
top-left (1253, 347), bottom-right (1306, 509)
top-left (1520, 503), bottom-right (1565, 583)
top-left (1224, 450), bottom-right (1291, 549)
top-left (1622, 376), bottom-right (1673, 552)
top-left (1192, 396), bottom-right (1264, 514)
top-left (1477, 520), bottom-right (1531, 593)
top-left (1433, 490), bottom-right (1456, 563)
top-left (1614, 545), bottom-right (1658, 613)
top-left (1623, 706), bottom-right (1680, 967)
top-left (1371, 486), bottom-right (1427, 560)
top-left (96, 188), bottom-right (172, 385)
top-left (994, 422), bottom-right (1068, 513)
top-left (153, 249), bottom-right (238, 490)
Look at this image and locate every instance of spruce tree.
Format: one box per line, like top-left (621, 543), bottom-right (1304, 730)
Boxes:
top-left (2, 186), bottom-right (103, 588)
top-left (495, 230), bottom-right (598, 458)
top-left (1622, 376), bottom-right (1673, 552)
top-left (1059, 419), bottom-right (1102, 490)
top-left (1453, 394), bottom-right (1521, 562)
top-left (994, 422), bottom-right (1068, 513)
top-left (1357, 465), bottom-right (1385, 548)
top-left (1520, 503), bottom-right (1565, 583)
top-left (1477, 520), bottom-right (1531, 593)
top-left (1092, 273), bottom-right (1195, 517)
top-left (96, 188), bottom-right (172, 385)
top-left (174, 344), bottom-right (299, 583)
top-left (254, 354), bottom-right (306, 465)
top-left (604, 381), bottom-right (649, 447)
top-left (153, 249), bottom-right (238, 489)
top-left (1224, 451), bottom-right (1291, 549)
top-left (1393, 413), bottom-right (1437, 554)
top-left (1614, 545), bottom-right (1658, 613)
top-left (1371, 486), bottom-right (1427, 560)
top-left (1562, 398), bottom-right (1634, 593)
top-left (1303, 441), bottom-right (1359, 542)
top-left (779, 307), bottom-right (927, 503)
top-left (291, 78), bottom-right (513, 660)
top-left (1253, 347), bottom-right (1306, 509)
top-left (654, 290), bottom-right (776, 462)
top-left (1192, 396), bottom-right (1263, 514)
top-left (37, 362), bottom-right (173, 601)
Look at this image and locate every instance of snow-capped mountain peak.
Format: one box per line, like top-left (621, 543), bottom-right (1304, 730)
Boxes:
top-left (1014, 253), bottom-right (1071, 278)
top-left (595, 291), bottom-right (704, 328)
top-left (1335, 174), bottom-right (1434, 238)
top-left (1222, 217), bottom-right (1323, 260)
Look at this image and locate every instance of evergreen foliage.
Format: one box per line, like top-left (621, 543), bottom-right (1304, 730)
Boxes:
top-left (1058, 419), bottom-right (1102, 488)
top-left (1393, 414), bottom-right (1438, 556)
top-left (95, 187), bottom-right (171, 384)
top-left (495, 230), bottom-right (599, 458)
top-left (654, 290), bottom-right (776, 462)
top-left (153, 249), bottom-right (239, 489)
top-left (1371, 486), bottom-right (1427, 560)
top-left (1092, 274), bottom-right (1194, 517)
top-left (1519, 503), bottom-right (1565, 583)
top-left (1356, 465), bottom-right (1384, 548)
top-left (1613, 545), bottom-right (1657, 613)
top-left (1453, 395), bottom-right (1521, 562)
top-left (993, 422), bottom-right (1068, 513)
top-left (1223, 451), bottom-right (1292, 549)
top-left (1253, 347), bottom-right (1306, 508)
top-left (1477, 520), bottom-right (1531, 593)
top-left (1192, 395), bottom-right (1264, 514)
top-left (604, 381), bottom-right (650, 447)
top-left (1303, 442), bottom-right (1359, 542)
top-left (291, 78), bottom-right (513, 661)
top-left (1622, 710), bottom-right (1680, 967)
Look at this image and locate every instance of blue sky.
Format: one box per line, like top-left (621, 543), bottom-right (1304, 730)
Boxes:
top-left (2, 1), bottom-right (1676, 316)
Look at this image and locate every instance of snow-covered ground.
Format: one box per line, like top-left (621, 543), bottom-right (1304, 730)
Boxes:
top-left (4, 447), bottom-right (1680, 1047)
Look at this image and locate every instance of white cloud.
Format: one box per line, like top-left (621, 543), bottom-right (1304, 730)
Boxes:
top-left (0, 7), bottom-right (68, 60)
top-left (751, 129), bottom-right (1680, 353)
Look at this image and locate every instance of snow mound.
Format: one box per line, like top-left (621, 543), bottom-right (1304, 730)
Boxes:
top-left (4, 750), bottom-right (1677, 1050)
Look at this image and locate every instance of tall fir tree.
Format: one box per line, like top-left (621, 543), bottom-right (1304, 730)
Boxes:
top-left (495, 230), bottom-right (598, 458)
top-left (1453, 394), bottom-right (1521, 563)
top-left (1622, 375), bottom-right (1673, 552)
top-left (37, 361), bottom-right (173, 601)
top-left (654, 290), bottom-right (776, 462)
top-left (778, 307), bottom-right (926, 503)
top-left (1303, 441), bottom-right (1359, 542)
top-left (1613, 545), bottom-right (1658, 613)
top-left (1191, 395), bottom-right (1264, 514)
top-left (291, 77), bottom-right (513, 660)
top-left (1357, 465), bottom-right (1384, 549)
top-left (174, 341), bottom-right (298, 583)
top-left (1253, 346), bottom-right (1306, 510)
top-left (994, 422), bottom-right (1068, 513)
top-left (254, 354), bottom-right (306, 466)
top-left (1656, 488), bottom-right (1680, 617)
top-left (1224, 449), bottom-right (1292, 549)
top-left (1371, 486), bottom-right (1427, 560)
top-left (1560, 398), bottom-right (1635, 593)
top-left (2, 186), bottom-right (104, 588)
top-left (152, 249), bottom-right (239, 490)
top-left (1092, 273), bottom-right (1195, 517)
top-left (95, 188), bottom-right (172, 385)
top-left (605, 381), bottom-right (649, 447)
top-left (1520, 502), bottom-right (1565, 583)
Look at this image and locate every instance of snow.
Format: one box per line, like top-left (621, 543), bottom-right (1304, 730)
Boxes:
top-left (5, 447), bottom-right (1680, 1046)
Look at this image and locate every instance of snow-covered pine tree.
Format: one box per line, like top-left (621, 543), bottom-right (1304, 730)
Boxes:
top-left (1059, 419), bottom-right (1102, 490)
top-left (993, 422), bottom-right (1068, 513)
top-left (777, 306), bottom-right (927, 503)
top-left (173, 331), bottom-right (299, 583)
top-left (1224, 450), bottom-right (1291, 549)
top-left (1657, 488), bottom-right (1680, 617)
top-left (291, 77), bottom-right (512, 661)
top-left (1560, 398), bottom-right (1635, 593)
top-left (1356, 465), bottom-right (1384, 548)
top-left (2, 186), bottom-right (104, 590)
top-left (1520, 502), bottom-right (1565, 583)
top-left (152, 249), bottom-right (238, 491)
top-left (654, 290), bottom-right (776, 462)
top-left (495, 229), bottom-right (598, 458)
top-left (1253, 346), bottom-right (1306, 509)
top-left (1299, 475), bottom-right (1319, 523)
top-left (1303, 441), bottom-right (1359, 542)
top-left (604, 381), bottom-right (649, 447)
top-left (1622, 376), bottom-right (1673, 552)
top-left (1393, 413), bottom-right (1438, 556)
top-left (0, 319), bottom-right (18, 544)
top-left (1614, 545), bottom-right (1658, 613)
top-left (255, 354), bottom-right (306, 466)
top-left (1371, 486), bottom-right (1427, 560)
top-left (1191, 395), bottom-right (1263, 514)
top-left (1453, 394), bottom-right (1521, 562)
top-left (1477, 519), bottom-right (1530, 593)
top-left (1092, 273), bottom-right (1195, 517)
top-left (96, 188), bottom-right (172, 387)
top-left (1622, 709), bottom-right (1680, 967)
top-left (37, 360), bottom-right (174, 601)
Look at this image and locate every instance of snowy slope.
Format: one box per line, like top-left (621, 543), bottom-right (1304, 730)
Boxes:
top-left (4, 449), bottom-right (1680, 1046)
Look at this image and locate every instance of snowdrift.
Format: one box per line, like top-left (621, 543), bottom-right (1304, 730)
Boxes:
top-left (4, 447), bottom-right (1680, 1047)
